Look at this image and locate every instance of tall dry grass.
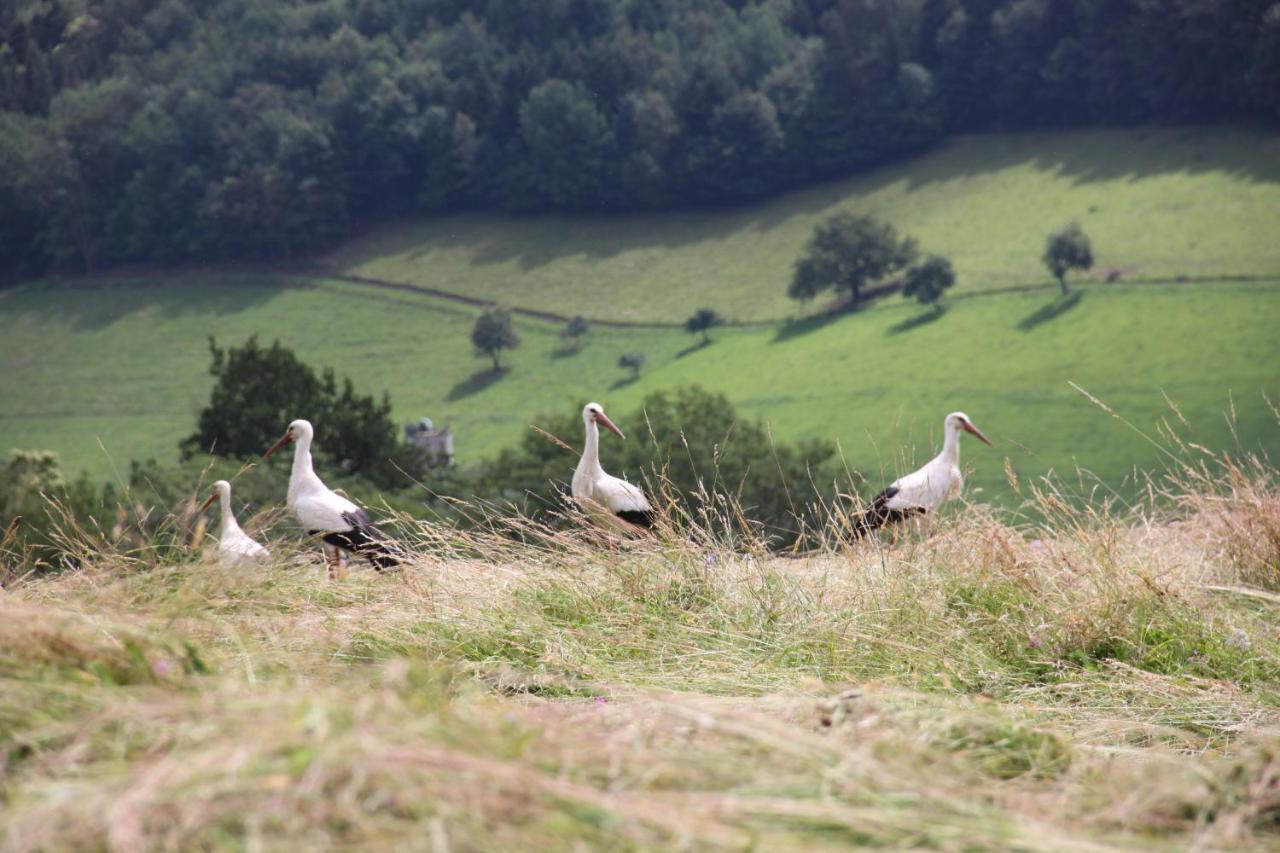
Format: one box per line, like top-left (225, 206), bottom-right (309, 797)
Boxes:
top-left (2, 421), bottom-right (1279, 850)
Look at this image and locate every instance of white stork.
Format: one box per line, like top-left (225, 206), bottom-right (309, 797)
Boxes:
top-left (571, 402), bottom-right (656, 529)
top-left (199, 479), bottom-right (270, 566)
top-left (263, 419), bottom-right (400, 574)
top-left (853, 411), bottom-right (992, 537)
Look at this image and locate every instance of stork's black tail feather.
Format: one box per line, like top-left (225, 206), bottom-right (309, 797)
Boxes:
top-left (316, 510), bottom-right (402, 569)
top-left (851, 487), bottom-right (924, 539)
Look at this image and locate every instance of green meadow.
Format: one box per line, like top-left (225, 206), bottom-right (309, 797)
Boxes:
top-left (333, 127), bottom-right (1280, 323)
top-left (2, 275), bottom-right (1277, 507)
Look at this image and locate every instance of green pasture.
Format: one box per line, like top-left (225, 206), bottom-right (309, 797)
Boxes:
top-left (2, 275), bottom-right (1276, 508)
top-left (333, 127), bottom-right (1280, 323)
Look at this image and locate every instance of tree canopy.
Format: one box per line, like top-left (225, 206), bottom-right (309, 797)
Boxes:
top-left (1043, 222), bottom-right (1094, 293)
top-left (902, 255), bottom-right (956, 306)
top-left (182, 336), bottom-right (415, 489)
top-left (560, 316), bottom-right (590, 350)
top-left (1, 0), bottom-right (1276, 279)
top-left (471, 307), bottom-right (520, 371)
top-left (685, 308), bottom-right (726, 344)
top-left (789, 213), bottom-right (918, 304)
top-left (618, 352), bottom-right (646, 379)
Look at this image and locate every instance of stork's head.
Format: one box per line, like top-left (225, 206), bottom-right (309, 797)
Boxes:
top-left (945, 412), bottom-right (992, 446)
top-left (199, 479), bottom-right (232, 512)
top-left (263, 418), bottom-right (314, 458)
top-left (582, 402), bottom-right (625, 439)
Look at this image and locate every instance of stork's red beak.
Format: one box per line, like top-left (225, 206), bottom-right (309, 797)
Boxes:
top-left (596, 411), bottom-right (626, 440)
top-left (199, 493), bottom-right (216, 512)
top-left (963, 421), bottom-right (993, 446)
top-left (263, 431), bottom-right (293, 459)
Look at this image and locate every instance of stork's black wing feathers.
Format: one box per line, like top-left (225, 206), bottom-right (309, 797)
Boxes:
top-left (851, 485), bottom-right (924, 539)
top-left (616, 508), bottom-right (657, 529)
top-left (313, 510), bottom-right (401, 569)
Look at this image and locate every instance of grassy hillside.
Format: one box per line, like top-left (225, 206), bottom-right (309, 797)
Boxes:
top-left (3, 467), bottom-right (1280, 848)
top-left (2, 275), bottom-right (1277, 508)
top-left (333, 127), bottom-right (1280, 322)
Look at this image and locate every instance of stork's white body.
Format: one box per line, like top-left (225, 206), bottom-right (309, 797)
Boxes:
top-left (855, 411), bottom-right (991, 536)
top-left (206, 480), bottom-right (270, 567)
top-left (281, 423), bottom-right (362, 533)
top-left (265, 419), bottom-right (399, 573)
top-left (571, 403), bottom-right (653, 527)
top-left (881, 437), bottom-right (966, 514)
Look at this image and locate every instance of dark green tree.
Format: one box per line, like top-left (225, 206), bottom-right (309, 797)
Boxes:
top-left (182, 336), bottom-right (329, 462)
top-left (2, 0), bottom-right (1277, 280)
top-left (618, 351), bottom-right (646, 379)
top-left (1043, 222), bottom-right (1094, 294)
top-left (471, 307), bottom-right (520, 371)
top-left (517, 79), bottom-right (610, 207)
top-left (561, 315), bottom-right (590, 351)
top-left (616, 90), bottom-right (679, 205)
top-left (902, 255), bottom-right (956, 307)
top-left (685, 308), bottom-right (725, 344)
top-left (694, 91), bottom-right (784, 199)
top-left (181, 337), bottom-right (414, 489)
top-left (788, 213), bottom-right (919, 305)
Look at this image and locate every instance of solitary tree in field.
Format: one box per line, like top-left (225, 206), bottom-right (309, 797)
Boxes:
top-left (902, 255), bottom-right (956, 308)
top-left (618, 352), bottom-right (646, 379)
top-left (471, 307), bottom-right (520, 371)
top-left (685, 308), bottom-right (725, 344)
top-left (1043, 223), bottom-right (1093, 294)
top-left (789, 213), bottom-right (918, 305)
top-left (561, 315), bottom-right (590, 350)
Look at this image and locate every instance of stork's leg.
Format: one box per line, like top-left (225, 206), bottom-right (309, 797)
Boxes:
top-left (324, 543), bottom-right (344, 581)
top-left (333, 550), bottom-right (349, 582)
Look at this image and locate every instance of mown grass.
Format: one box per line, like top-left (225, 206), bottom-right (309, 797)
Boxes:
top-left (3, 447), bottom-right (1280, 849)
top-left (3, 274), bottom-right (1277, 513)
top-left (333, 127), bottom-right (1280, 322)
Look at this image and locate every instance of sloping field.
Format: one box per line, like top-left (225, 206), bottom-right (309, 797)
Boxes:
top-left (333, 127), bottom-right (1280, 322)
top-left (1, 275), bottom-right (1276, 507)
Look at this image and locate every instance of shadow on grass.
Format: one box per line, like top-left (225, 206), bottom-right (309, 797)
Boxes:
top-left (550, 344), bottom-right (582, 359)
top-left (773, 308), bottom-right (852, 343)
top-left (888, 305), bottom-right (947, 335)
top-left (1017, 291), bottom-right (1084, 331)
top-left (676, 339), bottom-right (712, 358)
top-left (352, 128), bottom-right (1280, 278)
top-left (447, 367), bottom-right (508, 401)
top-left (773, 285), bottom-right (900, 343)
top-left (4, 276), bottom-right (309, 332)
top-left (610, 374), bottom-right (641, 390)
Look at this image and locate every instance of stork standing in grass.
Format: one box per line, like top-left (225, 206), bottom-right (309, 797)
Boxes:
top-left (572, 402), bottom-right (656, 530)
top-left (264, 418), bottom-right (400, 576)
top-left (853, 411), bottom-right (992, 537)
top-left (199, 479), bottom-right (270, 567)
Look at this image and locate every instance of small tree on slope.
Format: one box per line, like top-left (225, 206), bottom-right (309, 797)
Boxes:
top-left (471, 307), bottom-right (521, 371)
top-left (902, 255), bottom-right (956, 308)
top-left (1043, 222), bottom-right (1094, 295)
top-left (789, 213), bottom-right (918, 305)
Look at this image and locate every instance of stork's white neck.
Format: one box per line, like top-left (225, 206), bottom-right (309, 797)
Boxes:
top-left (575, 418), bottom-right (603, 482)
top-left (287, 431), bottom-right (325, 504)
top-left (216, 486), bottom-right (244, 535)
top-left (939, 424), bottom-right (962, 465)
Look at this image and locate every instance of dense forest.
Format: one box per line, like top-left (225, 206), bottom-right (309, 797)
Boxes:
top-left (2, 0), bottom-right (1277, 278)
